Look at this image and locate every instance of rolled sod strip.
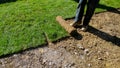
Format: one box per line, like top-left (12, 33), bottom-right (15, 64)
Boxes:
top-left (56, 16), bottom-right (76, 34)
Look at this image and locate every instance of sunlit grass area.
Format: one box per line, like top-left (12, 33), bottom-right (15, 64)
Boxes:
top-left (0, 0), bottom-right (120, 56)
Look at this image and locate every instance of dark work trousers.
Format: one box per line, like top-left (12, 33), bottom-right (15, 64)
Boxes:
top-left (74, 0), bottom-right (100, 26)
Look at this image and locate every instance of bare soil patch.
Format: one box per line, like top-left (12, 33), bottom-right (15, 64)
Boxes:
top-left (0, 10), bottom-right (120, 68)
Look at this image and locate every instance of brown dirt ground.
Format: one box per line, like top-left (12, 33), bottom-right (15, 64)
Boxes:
top-left (0, 10), bottom-right (120, 68)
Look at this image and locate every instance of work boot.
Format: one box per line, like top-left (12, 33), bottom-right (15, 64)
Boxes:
top-left (70, 21), bottom-right (81, 27)
top-left (77, 25), bottom-right (88, 32)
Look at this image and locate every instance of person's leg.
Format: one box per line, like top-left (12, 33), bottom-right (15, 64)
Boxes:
top-left (70, 0), bottom-right (87, 26)
top-left (83, 0), bottom-right (100, 26)
top-left (74, 0), bottom-right (87, 23)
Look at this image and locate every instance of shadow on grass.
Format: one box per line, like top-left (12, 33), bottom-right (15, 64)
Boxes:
top-left (0, 0), bottom-right (17, 4)
top-left (73, 0), bottom-right (120, 14)
top-left (73, 0), bottom-right (79, 3)
top-left (87, 26), bottom-right (120, 46)
top-left (97, 4), bottom-right (120, 14)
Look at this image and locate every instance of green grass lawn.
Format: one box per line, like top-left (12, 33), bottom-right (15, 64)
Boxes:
top-left (0, 0), bottom-right (120, 56)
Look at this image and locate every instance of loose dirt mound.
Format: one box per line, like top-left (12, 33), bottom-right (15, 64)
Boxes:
top-left (0, 10), bottom-right (120, 68)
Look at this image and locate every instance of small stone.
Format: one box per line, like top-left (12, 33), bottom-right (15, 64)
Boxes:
top-left (49, 62), bottom-right (52, 65)
top-left (98, 51), bottom-right (101, 53)
top-left (39, 48), bottom-right (44, 53)
top-left (98, 57), bottom-right (103, 60)
top-left (13, 54), bottom-right (17, 57)
top-left (42, 59), bottom-right (47, 64)
top-left (106, 52), bottom-right (109, 55)
top-left (84, 49), bottom-right (89, 53)
top-left (74, 52), bottom-right (77, 55)
top-left (88, 64), bottom-right (91, 67)
top-left (77, 44), bottom-right (85, 50)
